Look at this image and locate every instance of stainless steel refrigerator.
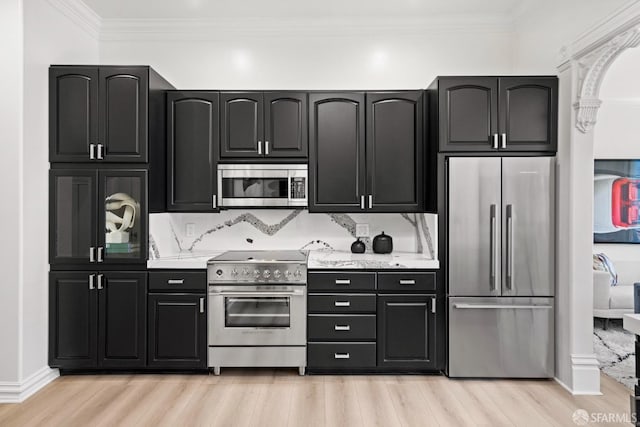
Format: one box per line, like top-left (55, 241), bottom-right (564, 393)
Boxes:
top-left (447, 157), bottom-right (555, 378)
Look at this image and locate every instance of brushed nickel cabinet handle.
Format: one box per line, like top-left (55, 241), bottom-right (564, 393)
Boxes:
top-left (212, 195), bottom-right (217, 209)
top-left (492, 134), bottom-right (498, 149)
top-left (265, 140), bottom-right (270, 155)
top-left (97, 144), bottom-right (104, 160)
top-left (89, 144), bottom-right (96, 160)
top-left (97, 274), bottom-right (104, 290)
top-left (360, 195), bottom-right (365, 210)
top-left (167, 279), bottom-right (184, 285)
top-left (200, 297), bottom-right (205, 313)
top-left (97, 247), bottom-right (103, 263)
top-left (334, 353), bottom-right (350, 359)
top-left (334, 325), bottom-right (351, 331)
top-left (89, 274), bottom-right (95, 290)
top-left (501, 133), bottom-right (507, 149)
top-left (335, 279), bottom-right (351, 285)
top-left (89, 247), bottom-right (95, 263)
top-left (368, 194), bottom-right (372, 209)
top-left (257, 141), bottom-right (263, 155)
top-left (399, 280), bottom-right (415, 285)
top-left (334, 301), bottom-right (351, 307)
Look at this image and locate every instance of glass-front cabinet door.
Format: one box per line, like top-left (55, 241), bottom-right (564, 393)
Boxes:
top-left (49, 169), bottom-right (97, 265)
top-left (97, 169), bottom-right (147, 264)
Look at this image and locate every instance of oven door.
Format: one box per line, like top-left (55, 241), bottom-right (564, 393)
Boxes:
top-left (208, 285), bottom-right (306, 346)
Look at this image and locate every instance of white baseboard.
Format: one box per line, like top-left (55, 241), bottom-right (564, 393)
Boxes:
top-left (0, 367), bottom-right (59, 403)
top-left (555, 354), bottom-right (602, 395)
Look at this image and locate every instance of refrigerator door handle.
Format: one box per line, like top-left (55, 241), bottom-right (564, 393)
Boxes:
top-left (453, 303), bottom-right (553, 310)
top-left (490, 204), bottom-right (497, 292)
top-left (506, 204), bottom-right (514, 291)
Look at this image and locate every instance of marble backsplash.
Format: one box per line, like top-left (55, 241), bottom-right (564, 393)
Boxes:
top-left (149, 210), bottom-right (437, 259)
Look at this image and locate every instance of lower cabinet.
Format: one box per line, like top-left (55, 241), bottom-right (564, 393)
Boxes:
top-left (49, 271), bottom-right (146, 369)
top-left (377, 295), bottom-right (437, 369)
top-left (307, 270), bottom-right (441, 372)
top-left (148, 294), bottom-right (207, 369)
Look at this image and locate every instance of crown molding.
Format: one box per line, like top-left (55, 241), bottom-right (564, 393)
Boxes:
top-left (47, 0), bottom-right (101, 40)
top-left (558, 0), bottom-right (640, 66)
top-left (99, 14), bottom-right (514, 41)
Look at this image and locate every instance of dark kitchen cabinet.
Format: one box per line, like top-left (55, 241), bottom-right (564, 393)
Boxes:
top-left (366, 91), bottom-right (423, 212)
top-left (49, 271), bottom-right (147, 369)
top-left (264, 92), bottom-right (308, 158)
top-left (377, 295), bottom-right (437, 369)
top-left (49, 167), bottom-right (148, 268)
top-left (309, 92), bottom-right (366, 212)
top-left (167, 91), bottom-right (219, 212)
top-left (49, 67), bottom-right (99, 162)
top-left (49, 169), bottom-right (98, 266)
top-left (49, 65), bottom-right (173, 163)
top-left (49, 272), bottom-right (98, 368)
top-left (432, 76), bottom-right (557, 153)
top-left (99, 272), bottom-right (147, 367)
top-left (309, 92), bottom-right (425, 213)
top-left (220, 91), bottom-right (308, 159)
top-left (148, 294), bottom-right (207, 369)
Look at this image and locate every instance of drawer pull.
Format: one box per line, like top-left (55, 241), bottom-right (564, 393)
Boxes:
top-left (334, 301), bottom-right (351, 307)
top-left (334, 325), bottom-right (351, 331)
top-left (167, 279), bottom-right (184, 285)
top-left (334, 353), bottom-right (350, 359)
top-left (335, 279), bottom-right (351, 285)
top-left (399, 279), bottom-right (416, 285)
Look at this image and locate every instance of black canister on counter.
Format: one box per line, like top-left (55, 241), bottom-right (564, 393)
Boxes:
top-left (372, 232), bottom-right (393, 254)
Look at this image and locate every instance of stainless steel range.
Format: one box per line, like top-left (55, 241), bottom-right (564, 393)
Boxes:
top-left (207, 250), bottom-right (308, 375)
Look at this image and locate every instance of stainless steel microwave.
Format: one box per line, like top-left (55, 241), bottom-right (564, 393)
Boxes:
top-left (217, 164), bottom-right (308, 208)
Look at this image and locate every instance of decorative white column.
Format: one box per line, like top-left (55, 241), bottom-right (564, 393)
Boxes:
top-left (556, 20), bottom-right (640, 394)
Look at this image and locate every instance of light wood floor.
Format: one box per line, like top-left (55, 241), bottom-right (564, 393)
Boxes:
top-left (0, 370), bottom-right (632, 427)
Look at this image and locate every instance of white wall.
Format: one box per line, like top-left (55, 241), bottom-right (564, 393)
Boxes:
top-left (512, 0), bottom-right (631, 74)
top-left (21, 0), bottom-right (99, 382)
top-left (100, 31), bottom-right (515, 89)
top-left (593, 47), bottom-right (640, 261)
top-left (0, 0), bottom-right (24, 384)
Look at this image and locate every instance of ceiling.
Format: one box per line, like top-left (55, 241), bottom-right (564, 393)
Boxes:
top-left (80, 0), bottom-right (531, 20)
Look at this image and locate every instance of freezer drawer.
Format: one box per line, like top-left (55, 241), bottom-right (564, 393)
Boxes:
top-left (448, 297), bottom-right (554, 378)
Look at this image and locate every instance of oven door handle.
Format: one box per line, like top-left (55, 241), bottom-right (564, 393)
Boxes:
top-left (209, 290), bottom-right (304, 297)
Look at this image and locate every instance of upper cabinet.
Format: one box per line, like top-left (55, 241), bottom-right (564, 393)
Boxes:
top-left (166, 91), bottom-right (220, 212)
top-left (220, 91), bottom-right (308, 159)
top-left (432, 76), bottom-right (557, 153)
top-left (309, 91), bottom-right (425, 213)
top-left (49, 66), bottom-right (173, 163)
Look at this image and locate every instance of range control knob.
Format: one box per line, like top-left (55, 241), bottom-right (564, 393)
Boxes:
top-left (216, 269), bottom-right (223, 276)
top-left (273, 270), bottom-right (282, 279)
top-left (263, 269), bottom-right (271, 279)
top-left (231, 268), bottom-right (238, 277)
top-left (253, 269), bottom-right (261, 279)
top-left (284, 270), bottom-right (292, 280)
top-left (294, 269), bottom-right (302, 278)
top-left (243, 268), bottom-right (250, 277)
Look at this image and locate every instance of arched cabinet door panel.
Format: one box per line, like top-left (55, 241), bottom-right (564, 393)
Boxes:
top-left (438, 77), bottom-right (498, 152)
top-left (498, 77), bottom-right (558, 152)
top-left (220, 92), bottom-right (263, 158)
top-left (309, 93), bottom-right (366, 212)
top-left (366, 91), bottom-right (423, 212)
top-left (99, 68), bottom-right (148, 162)
top-left (49, 68), bottom-right (99, 162)
top-left (264, 92), bottom-right (308, 158)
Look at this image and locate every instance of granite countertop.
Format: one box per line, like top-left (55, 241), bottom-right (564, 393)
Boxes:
top-left (147, 250), bottom-right (439, 270)
top-left (623, 313), bottom-right (640, 335)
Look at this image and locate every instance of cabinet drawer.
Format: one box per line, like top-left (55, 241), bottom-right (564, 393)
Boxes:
top-left (308, 272), bottom-right (376, 292)
top-left (377, 272), bottom-right (436, 293)
top-left (308, 315), bottom-right (376, 341)
top-left (308, 294), bottom-right (376, 314)
top-left (308, 343), bottom-right (376, 368)
top-left (149, 271), bottom-right (206, 292)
